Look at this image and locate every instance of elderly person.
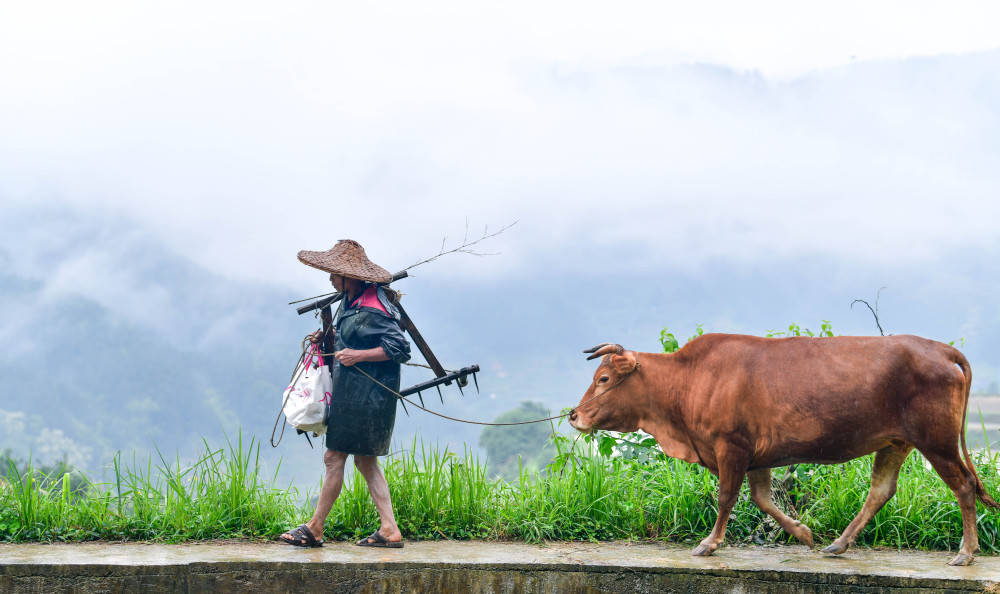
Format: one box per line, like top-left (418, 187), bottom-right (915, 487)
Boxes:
top-left (280, 239), bottom-right (411, 548)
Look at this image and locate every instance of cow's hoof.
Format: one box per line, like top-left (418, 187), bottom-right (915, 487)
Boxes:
top-left (691, 544), bottom-right (716, 556)
top-left (821, 542), bottom-right (847, 555)
top-left (948, 553), bottom-right (975, 566)
top-left (793, 522), bottom-right (814, 548)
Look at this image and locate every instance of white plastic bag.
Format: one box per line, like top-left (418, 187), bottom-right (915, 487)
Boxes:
top-left (281, 343), bottom-right (332, 436)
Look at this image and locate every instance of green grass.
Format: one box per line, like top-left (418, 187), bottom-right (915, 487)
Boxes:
top-left (0, 434), bottom-right (297, 542)
top-left (3, 432), bottom-right (1000, 554)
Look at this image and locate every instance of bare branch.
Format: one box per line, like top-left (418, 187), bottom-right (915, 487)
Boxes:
top-left (875, 286), bottom-right (887, 318)
top-left (851, 288), bottom-right (888, 336)
top-left (288, 220), bottom-right (516, 305)
top-left (402, 220), bottom-right (518, 272)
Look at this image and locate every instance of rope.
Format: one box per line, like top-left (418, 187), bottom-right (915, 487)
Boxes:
top-left (352, 365), bottom-right (569, 426)
top-left (276, 339), bottom-right (636, 430)
top-left (403, 361), bottom-right (456, 373)
top-left (270, 339), bottom-right (312, 447)
top-left (349, 357), bottom-right (635, 427)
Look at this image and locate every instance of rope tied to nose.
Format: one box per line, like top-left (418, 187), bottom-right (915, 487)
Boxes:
top-left (351, 364), bottom-right (567, 426)
top-left (317, 346), bottom-right (639, 427)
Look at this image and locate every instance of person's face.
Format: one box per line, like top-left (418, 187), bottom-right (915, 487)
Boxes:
top-left (330, 273), bottom-right (345, 292)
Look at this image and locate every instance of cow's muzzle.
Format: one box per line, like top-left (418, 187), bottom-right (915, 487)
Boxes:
top-left (567, 410), bottom-right (592, 432)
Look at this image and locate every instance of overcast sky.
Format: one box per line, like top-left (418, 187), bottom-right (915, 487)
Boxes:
top-left (3, 2), bottom-right (1000, 474)
top-left (2, 1), bottom-right (999, 368)
top-left (3, 1), bottom-right (999, 290)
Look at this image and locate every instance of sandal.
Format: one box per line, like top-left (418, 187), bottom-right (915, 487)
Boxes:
top-left (279, 524), bottom-right (324, 548)
top-left (356, 530), bottom-right (404, 548)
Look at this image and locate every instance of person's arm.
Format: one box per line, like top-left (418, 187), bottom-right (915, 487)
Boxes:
top-left (334, 347), bottom-right (388, 366)
top-left (335, 307), bottom-right (411, 367)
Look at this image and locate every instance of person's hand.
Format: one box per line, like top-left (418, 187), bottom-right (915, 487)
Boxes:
top-left (308, 329), bottom-right (332, 343)
top-left (334, 349), bottom-right (364, 366)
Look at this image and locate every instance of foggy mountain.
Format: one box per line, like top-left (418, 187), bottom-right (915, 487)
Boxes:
top-left (0, 209), bottom-right (297, 477)
top-left (2, 47), bottom-right (1000, 487)
top-left (2, 206), bottom-right (999, 487)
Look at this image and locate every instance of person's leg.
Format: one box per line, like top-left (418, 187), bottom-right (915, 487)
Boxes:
top-left (354, 455), bottom-right (402, 543)
top-left (281, 449), bottom-right (348, 544)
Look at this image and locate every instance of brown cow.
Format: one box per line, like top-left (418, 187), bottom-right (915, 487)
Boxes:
top-left (568, 334), bottom-right (998, 566)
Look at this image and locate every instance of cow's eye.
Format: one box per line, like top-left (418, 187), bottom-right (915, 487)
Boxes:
top-left (599, 376), bottom-right (610, 383)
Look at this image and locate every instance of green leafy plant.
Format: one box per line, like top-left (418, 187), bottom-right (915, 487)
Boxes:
top-left (659, 328), bottom-right (680, 353)
top-left (2, 320), bottom-right (997, 553)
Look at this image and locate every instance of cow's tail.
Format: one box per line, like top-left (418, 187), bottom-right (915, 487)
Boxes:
top-left (954, 350), bottom-right (1000, 509)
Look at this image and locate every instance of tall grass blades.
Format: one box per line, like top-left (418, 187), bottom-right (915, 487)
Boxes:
top-left (323, 440), bottom-right (499, 541)
top-left (2, 434), bottom-right (1000, 553)
top-left (0, 433), bottom-right (298, 542)
top-left (6, 317), bottom-right (994, 550)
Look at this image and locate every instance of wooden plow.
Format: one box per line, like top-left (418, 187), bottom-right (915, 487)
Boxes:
top-left (294, 270), bottom-right (480, 410)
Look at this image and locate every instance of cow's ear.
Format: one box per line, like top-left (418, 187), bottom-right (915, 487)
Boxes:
top-left (610, 351), bottom-right (638, 375)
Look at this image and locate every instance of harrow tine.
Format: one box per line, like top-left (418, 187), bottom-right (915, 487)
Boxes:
top-left (436, 385), bottom-right (444, 404)
top-left (399, 398), bottom-right (409, 416)
top-left (473, 372), bottom-right (479, 394)
top-left (457, 380), bottom-right (465, 396)
top-left (417, 391), bottom-right (425, 407)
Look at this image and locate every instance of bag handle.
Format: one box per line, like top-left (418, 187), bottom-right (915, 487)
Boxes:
top-left (271, 339), bottom-right (312, 448)
top-left (272, 332), bottom-right (332, 448)
top-left (302, 342), bottom-right (316, 370)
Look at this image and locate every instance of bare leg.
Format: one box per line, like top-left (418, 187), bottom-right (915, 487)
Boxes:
top-left (822, 444), bottom-right (912, 555)
top-left (747, 468), bottom-right (813, 547)
top-left (693, 449), bottom-right (749, 556)
top-left (354, 455), bottom-right (402, 543)
top-left (279, 449), bottom-right (347, 544)
top-left (922, 450), bottom-right (980, 566)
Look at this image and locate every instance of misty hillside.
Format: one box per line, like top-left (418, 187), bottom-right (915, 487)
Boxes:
top-left (2, 206), bottom-right (1000, 486)
top-left (0, 208), bottom-right (543, 482)
top-left (0, 223), bottom-right (298, 476)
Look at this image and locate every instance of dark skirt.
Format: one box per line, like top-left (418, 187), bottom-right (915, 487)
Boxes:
top-left (325, 364), bottom-right (398, 456)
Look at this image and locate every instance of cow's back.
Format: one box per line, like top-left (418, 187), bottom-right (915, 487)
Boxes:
top-left (670, 334), bottom-right (968, 468)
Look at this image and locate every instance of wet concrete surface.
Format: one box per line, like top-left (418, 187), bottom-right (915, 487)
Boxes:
top-left (1, 540), bottom-right (998, 592)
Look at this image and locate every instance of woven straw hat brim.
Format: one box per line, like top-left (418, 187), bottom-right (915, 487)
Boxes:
top-left (297, 240), bottom-right (392, 284)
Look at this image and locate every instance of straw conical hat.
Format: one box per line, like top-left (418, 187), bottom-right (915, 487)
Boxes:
top-left (297, 240), bottom-right (392, 283)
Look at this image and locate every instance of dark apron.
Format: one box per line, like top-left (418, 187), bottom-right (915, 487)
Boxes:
top-left (325, 306), bottom-right (401, 456)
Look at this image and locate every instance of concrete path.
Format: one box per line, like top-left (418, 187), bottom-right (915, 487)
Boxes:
top-left (2, 540), bottom-right (999, 592)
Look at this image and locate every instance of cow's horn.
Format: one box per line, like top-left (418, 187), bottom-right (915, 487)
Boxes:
top-left (585, 344), bottom-right (624, 360)
top-left (583, 343), bottom-right (611, 354)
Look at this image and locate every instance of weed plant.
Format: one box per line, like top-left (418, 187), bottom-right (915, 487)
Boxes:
top-left (2, 431), bottom-right (1000, 554)
top-left (0, 434), bottom-right (297, 541)
top-left (2, 320), bottom-right (997, 553)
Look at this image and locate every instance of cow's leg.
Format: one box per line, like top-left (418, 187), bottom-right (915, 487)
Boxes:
top-left (821, 444), bottom-right (912, 556)
top-left (747, 468), bottom-right (813, 547)
top-left (921, 449), bottom-right (980, 566)
top-left (692, 451), bottom-right (748, 556)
